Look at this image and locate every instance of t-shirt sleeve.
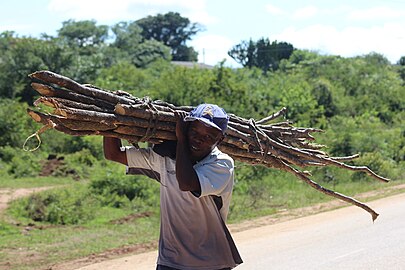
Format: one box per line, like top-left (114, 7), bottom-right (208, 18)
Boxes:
top-left (125, 146), bottom-right (163, 180)
top-left (195, 158), bottom-right (234, 197)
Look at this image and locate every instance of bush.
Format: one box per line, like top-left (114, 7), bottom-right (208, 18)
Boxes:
top-left (0, 99), bottom-right (38, 148)
top-left (62, 149), bottom-right (100, 179)
top-left (90, 164), bottom-right (159, 209)
top-left (351, 152), bottom-right (399, 181)
top-left (10, 185), bottom-right (98, 225)
top-left (0, 146), bottom-right (44, 178)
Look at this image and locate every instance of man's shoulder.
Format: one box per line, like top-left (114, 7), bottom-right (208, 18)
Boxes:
top-left (204, 147), bottom-right (234, 168)
top-left (125, 145), bottom-right (167, 166)
top-left (214, 147), bottom-right (233, 160)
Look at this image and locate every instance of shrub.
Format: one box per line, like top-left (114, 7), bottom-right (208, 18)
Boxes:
top-left (351, 152), bottom-right (399, 181)
top-left (62, 149), bottom-right (99, 179)
top-left (90, 164), bottom-right (159, 208)
top-left (10, 185), bottom-right (98, 225)
top-left (0, 146), bottom-right (44, 178)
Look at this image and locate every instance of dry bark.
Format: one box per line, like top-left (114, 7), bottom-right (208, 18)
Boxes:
top-left (26, 70), bottom-right (391, 221)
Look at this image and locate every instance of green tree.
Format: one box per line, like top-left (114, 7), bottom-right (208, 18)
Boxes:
top-left (136, 12), bottom-right (200, 61)
top-left (398, 56), bottom-right (405, 66)
top-left (94, 61), bottom-right (150, 96)
top-left (57, 19), bottom-right (109, 49)
top-left (397, 56), bottom-right (405, 83)
top-left (288, 49), bottom-right (320, 65)
top-left (0, 32), bottom-right (74, 103)
top-left (228, 38), bottom-right (295, 72)
top-left (55, 20), bottom-right (113, 82)
top-left (110, 21), bottom-right (171, 67)
top-left (0, 99), bottom-right (37, 148)
top-left (311, 79), bottom-right (337, 117)
top-left (227, 39), bottom-right (256, 68)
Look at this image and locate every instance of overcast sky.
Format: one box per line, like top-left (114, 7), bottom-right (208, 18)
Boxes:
top-left (1, 0), bottom-right (404, 66)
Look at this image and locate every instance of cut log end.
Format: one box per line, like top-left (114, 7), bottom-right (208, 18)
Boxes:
top-left (31, 83), bottom-right (56, 97)
top-left (27, 109), bottom-right (42, 123)
top-left (34, 97), bottom-right (57, 108)
top-left (115, 104), bottom-right (126, 115)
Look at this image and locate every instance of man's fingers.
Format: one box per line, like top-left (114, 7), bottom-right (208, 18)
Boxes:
top-left (175, 111), bottom-right (187, 121)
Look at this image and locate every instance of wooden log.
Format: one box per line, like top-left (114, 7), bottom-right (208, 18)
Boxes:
top-left (30, 71), bottom-right (138, 105)
top-left (31, 83), bottom-right (116, 110)
top-left (34, 96), bottom-right (114, 114)
top-left (28, 109), bottom-right (116, 131)
top-left (115, 103), bottom-right (177, 123)
top-left (27, 109), bottom-right (161, 144)
top-left (114, 125), bottom-right (177, 141)
top-left (256, 107), bottom-right (287, 124)
top-left (280, 160), bottom-right (380, 222)
top-left (51, 106), bottom-right (176, 131)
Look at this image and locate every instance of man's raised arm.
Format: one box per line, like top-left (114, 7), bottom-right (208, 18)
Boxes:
top-left (103, 137), bottom-right (128, 165)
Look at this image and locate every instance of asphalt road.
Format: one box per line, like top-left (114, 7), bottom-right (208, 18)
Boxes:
top-left (235, 192), bottom-right (405, 270)
top-left (77, 193), bottom-right (405, 270)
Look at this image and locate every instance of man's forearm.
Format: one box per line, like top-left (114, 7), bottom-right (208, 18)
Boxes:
top-left (175, 140), bottom-right (201, 193)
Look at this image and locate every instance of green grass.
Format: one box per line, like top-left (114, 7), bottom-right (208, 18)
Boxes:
top-left (0, 172), bottom-right (404, 270)
top-left (0, 216), bottom-right (160, 270)
top-left (0, 176), bottom-right (76, 189)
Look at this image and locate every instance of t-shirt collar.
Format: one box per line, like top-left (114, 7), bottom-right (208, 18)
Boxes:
top-left (195, 147), bottom-right (220, 165)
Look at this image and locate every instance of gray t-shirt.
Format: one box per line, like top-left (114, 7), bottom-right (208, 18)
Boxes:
top-left (126, 146), bottom-right (242, 269)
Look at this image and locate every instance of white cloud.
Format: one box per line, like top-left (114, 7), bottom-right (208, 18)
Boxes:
top-left (347, 6), bottom-right (405, 21)
top-left (47, 0), bottom-right (215, 25)
top-left (274, 23), bottom-right (405, 63)
top-left (293, 6), bottom-right (318, 20)
top-left (189, 34), bottom-right (235, 66)
top-left (187, 10), bottom-right (218, 26)
top-left (265, 4), bottom-right (284, 16)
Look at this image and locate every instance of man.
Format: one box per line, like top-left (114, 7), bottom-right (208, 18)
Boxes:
top-left (103, 103), bottom-right (242, 270)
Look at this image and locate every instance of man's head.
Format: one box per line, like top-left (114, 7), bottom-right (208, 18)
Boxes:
top-left (185, 104), bottom-right (229, 134)
top-left (184, 104), bottom-right (229, 161)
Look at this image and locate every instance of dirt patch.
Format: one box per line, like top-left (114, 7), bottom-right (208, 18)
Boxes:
top-left (40, 154), bottom-right (65, 177)
top-left (110, 212), bottom-right (153, 225)
top-left (0, 187), bottom-right (55, 213)
top-left (39, 154), bottom-right (78, 179)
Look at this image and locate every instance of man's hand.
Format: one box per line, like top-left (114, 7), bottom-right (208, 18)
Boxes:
top-left (175, 111), bottom-right (189, 143)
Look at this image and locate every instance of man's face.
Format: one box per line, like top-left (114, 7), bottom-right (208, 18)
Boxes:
top-left (187, 120), bottom-right (224, 162)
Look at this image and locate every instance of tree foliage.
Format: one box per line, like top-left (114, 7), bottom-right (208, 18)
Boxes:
top-left (58, 19), bottom-right (109, 48)
top-left (136, 12), bottom-right (200, 61)
top-left (110, 21), bottom-right (171, 67)
top-left (228, 38), bottom-right (295, 72)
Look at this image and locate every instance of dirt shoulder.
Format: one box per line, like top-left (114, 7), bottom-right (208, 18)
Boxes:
top-left (49, 183), bottom-right (405, 270)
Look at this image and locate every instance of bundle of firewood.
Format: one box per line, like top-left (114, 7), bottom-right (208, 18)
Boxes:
top-left (26, 70), bottom-right (390, 221)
